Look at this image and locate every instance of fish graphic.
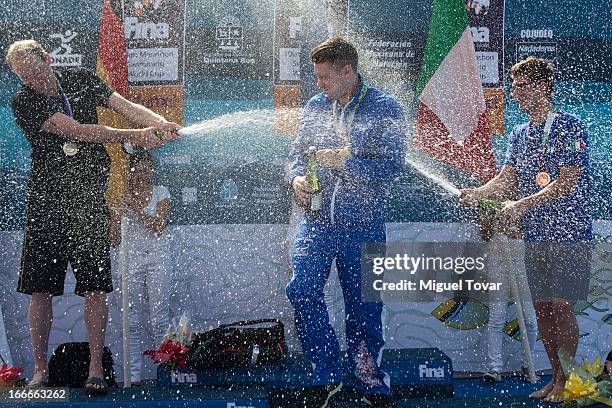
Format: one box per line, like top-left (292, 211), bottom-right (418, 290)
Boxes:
top-left (589, 285), bottom-right (612, 297)
top-left (573, 298), bottom-right (608, 316)
top-left (431, 296), bottom-right (489, 330)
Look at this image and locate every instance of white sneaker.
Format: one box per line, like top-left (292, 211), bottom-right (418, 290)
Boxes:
top-left (521, 366), bottom-right (540, 382)
top-left (483, 370), bottom-right (502, 383)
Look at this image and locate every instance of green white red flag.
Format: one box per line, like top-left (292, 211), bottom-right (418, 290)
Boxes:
top-left (413, 0), bottom-right (496, 182)
top-left (96, 0), bottom-right (130, 205)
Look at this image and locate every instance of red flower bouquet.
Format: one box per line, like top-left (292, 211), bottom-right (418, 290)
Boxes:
top-left (144, 340), bottom-right (190, 371)
top-left (0, 363), bottom-right (24, 387)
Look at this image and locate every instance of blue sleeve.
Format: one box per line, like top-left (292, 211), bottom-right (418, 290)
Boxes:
top-left (504, 127), bottom-right (519, 167)
top-left (342, 104), bottom-right (406, 182)
top-left (557, 117), bottom-right (588, 167)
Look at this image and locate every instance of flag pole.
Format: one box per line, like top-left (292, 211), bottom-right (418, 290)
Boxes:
top-left (120, 216), bottom-right (131, 388)
top-left (499, 234), bottom-right (538, 383)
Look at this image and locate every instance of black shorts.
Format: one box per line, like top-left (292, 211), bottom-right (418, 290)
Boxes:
top-left (525, 242), bottom-right (591, 302)
top-left (17, 209), bottom-right (113, 297)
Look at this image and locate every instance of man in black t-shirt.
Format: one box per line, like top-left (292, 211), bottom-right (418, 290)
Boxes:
top-left (6, 39), bottom-right (181, 394)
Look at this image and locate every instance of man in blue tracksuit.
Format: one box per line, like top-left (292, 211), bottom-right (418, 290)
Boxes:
top-left (287, 37), bottom-right (406, 408)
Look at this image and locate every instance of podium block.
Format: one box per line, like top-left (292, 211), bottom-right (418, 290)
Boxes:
top-left (157, 348), bottom-right (453, 400)
top-left (381, 348), bottom-right (453, 399)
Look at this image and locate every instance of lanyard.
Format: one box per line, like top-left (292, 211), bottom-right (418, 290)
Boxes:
top-left (531, 110), bottom-right (557, 171)
top-left (332, 83), bottom-right (368, 145)
top-left (49, 73), bottom-right (74, 118)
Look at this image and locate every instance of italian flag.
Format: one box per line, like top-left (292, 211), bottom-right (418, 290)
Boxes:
top-left (96, 0), bottom-right (131, 205)
top-left (412, 0), bottom-right (496, 182)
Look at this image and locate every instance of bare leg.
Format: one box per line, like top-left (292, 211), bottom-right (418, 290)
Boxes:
top-left (84, 291), bottom-right (108, 390)
top-left (28, 293), bottom-right (53, 384)
top-left (544, 300), bottom-right (578, 403)
top-left (529, 301), bottom-right (556, 399)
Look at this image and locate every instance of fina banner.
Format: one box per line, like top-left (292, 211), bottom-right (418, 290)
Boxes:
top-left (273, 0), bottom-right (303, 133)
top-left (466, 0), bottom-right (505, 135)
top-left (347, 0), bottom-right (427, 108)
top-left (124, 0), bottom-right (186, 125)
top-left (515, 28), bottom-right (557, 67)
top-left (346, 0), bottom-right (504, 128)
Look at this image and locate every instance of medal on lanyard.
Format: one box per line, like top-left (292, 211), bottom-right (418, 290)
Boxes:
top-left (332, 83), bottom-right (368, 149)
top-left (52, 75), bottom-right (78, 156)
top-left (534, 111), bottom-right (556, 187)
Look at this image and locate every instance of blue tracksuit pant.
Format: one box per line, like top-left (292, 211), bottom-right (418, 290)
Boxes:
top-left (286, 217), bottom-right (390, 395)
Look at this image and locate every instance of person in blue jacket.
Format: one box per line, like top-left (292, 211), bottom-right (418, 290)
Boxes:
top-left (460, 56), bottom-right (592, 403)
top-left (287, 36), bottom-right (406, 408)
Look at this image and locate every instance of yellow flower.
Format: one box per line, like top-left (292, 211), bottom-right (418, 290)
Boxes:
top-left (581, 356), bottom-right (604, 378)
top-left (561, 372), bottom-right (599, 401)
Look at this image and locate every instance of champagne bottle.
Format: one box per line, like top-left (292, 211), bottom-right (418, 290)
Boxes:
top-left (123, 130), bottom-right (166, 154)
top-left (306, 146), bottom-right (322, 211)
top-left (478, 198), bottom-right (503, 214)
top-left (478, 198), bottom-right (523, 238)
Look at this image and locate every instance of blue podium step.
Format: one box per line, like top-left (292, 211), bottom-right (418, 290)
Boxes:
top-left (157, 348), bottom-right (453, 400)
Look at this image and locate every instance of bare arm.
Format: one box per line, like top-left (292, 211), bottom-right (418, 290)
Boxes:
top-left (41, 112), bottom-right (165, 149)
top-left (459, 165), bottom-right (519, 206)
top-left (499, 166), bottom-right (582, 221)
top-left (107, 93), bottom-right (180, 132)
top-left (520, 166), bottom-right (581, 209)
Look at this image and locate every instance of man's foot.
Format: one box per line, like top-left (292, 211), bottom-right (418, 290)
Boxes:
top-left (543, 383), bottom-right (565, 403)
top-left (354, 341), bottom-right (383, 388)
top-left (303, 382), bottom-right (342, 408)
top-left (362, 393), bottom-right (395, 407)
top-left (85, 376), bottom-right (109, 395)
top-left (529, 380), bottom-right (554, 399)
top-left (483, 370), bottom-right (502, 383)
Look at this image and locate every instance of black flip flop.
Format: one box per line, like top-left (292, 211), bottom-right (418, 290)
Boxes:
top-left (85, 376), bottom-right (109, 395)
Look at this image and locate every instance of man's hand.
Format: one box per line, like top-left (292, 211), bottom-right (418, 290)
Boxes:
top-left (496, 200), bottom-right (528, 233)
top-left (140, 127), bottom-right (165, 150)
top-left (316, 149), bottom-right (345, 169)
top-left (291, 176), bottom-right (314, 208)
top-left (458, 188), bottom-right (482, 207)
top-left (155, 121), bottom-right (182, 142)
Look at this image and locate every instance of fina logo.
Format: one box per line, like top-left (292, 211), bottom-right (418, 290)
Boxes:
top-left (49, 30), bottom-right (82, 67)
top-left (217, 16), bottom-right (243, 51)
top-left (125, 16), bottom-right (170, 40)
top-left (471, 27), bottom-right (490, 43)
top-left (220, 179), bottom-right (239, 202)
top-left (419, 364), bottom-right (445, 379)
top-left (170, 371), bottom-right (197, 384)
top-left (227, 404), bottom-right (255, 408)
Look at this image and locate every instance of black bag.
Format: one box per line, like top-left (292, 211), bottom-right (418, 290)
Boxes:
top-left (48, 342), bottom-right (117, 388)
top-left (187, 319), bottom-right (287, 370)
